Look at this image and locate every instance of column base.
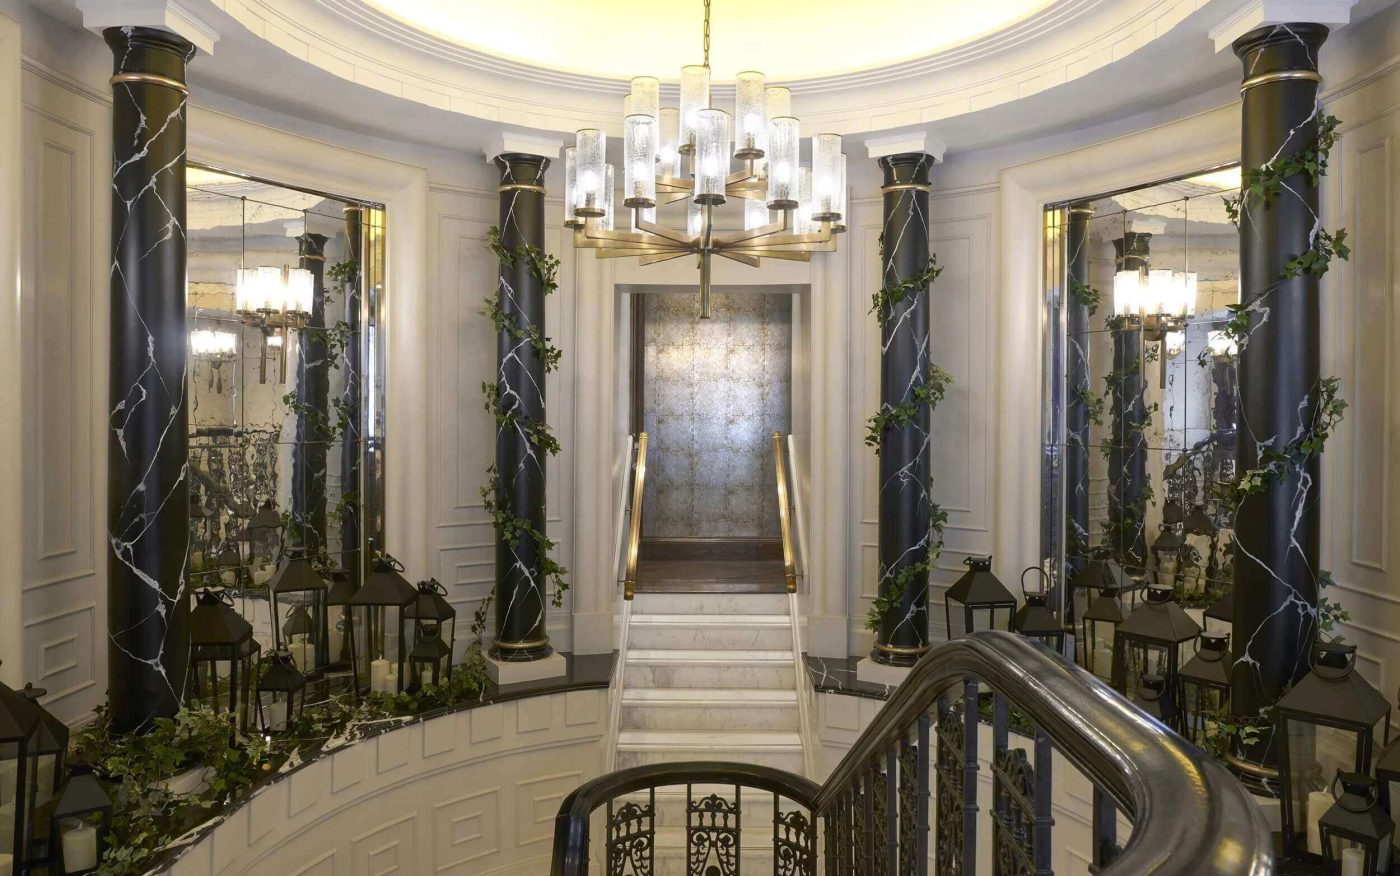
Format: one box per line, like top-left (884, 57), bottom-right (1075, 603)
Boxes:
top-left (486, 651), bottom-right (567, 685)
top-left (857, 656), bottom-right (913, 687)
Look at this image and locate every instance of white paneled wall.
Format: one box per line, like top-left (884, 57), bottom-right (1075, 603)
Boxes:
top-left (166, 690), bottom-right (607, 876)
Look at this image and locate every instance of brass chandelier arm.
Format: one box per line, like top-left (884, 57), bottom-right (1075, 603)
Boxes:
top-left (715, 251), bottom-right (761, 267)
top-left (635, 214), bottom-right (701, 246)
top-left (712, 214), bottom-right (792, 246)
top-left (726, 249), bottom-right (812, 262)
top-left (639, 251), bottom-right (695, 265)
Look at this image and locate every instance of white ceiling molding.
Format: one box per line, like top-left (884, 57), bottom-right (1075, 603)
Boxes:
top-left (863, 131), bottom-right (948, 163)
top-left (1207, 0), bottom-right (1358, 51)
top-left (76, 0), bottom-right (220, 54)
top-left (486, 130), bottom-right (563, 163)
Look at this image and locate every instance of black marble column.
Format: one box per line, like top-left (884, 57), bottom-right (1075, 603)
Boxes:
top-left (292, 232), bottom-right (329, 556)
top-left (1108, 234), bottom-right (1150, 571)
top-left (339, 208), bottom-right (363, 587)
top-left (872, 153), bottom-right (934, 667)
top-left (491, 154), bottom-right (552, 661)
top-left (1064, 204), bottom-right (1094, 572)
top-left (1229, 24), bottom-right (1329, 780)
top-left (104, 27), bottom-right (197, 733)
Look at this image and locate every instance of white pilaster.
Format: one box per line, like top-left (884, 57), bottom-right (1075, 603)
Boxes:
top-left (1208, 0), bottom-right (1358, 51)
top-left (76, 0), bottom-right (220, 54)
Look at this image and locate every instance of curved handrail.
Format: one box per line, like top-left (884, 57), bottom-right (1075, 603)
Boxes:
top-left (772, 431), bottom-right (798, 592)
top-left (550, 761), bottom-right (821, 876)
top-left (817, 631), bottom-right (1273, 875)
top-left (622, 432), bottom-right (648, 600)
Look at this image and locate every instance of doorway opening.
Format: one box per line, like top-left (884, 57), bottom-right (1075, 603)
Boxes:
top-left (625, 285), bottom-right (805, 593)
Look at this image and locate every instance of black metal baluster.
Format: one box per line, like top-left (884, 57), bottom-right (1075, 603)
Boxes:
top-left (860, 760), bottom-right (875, 873)
top-left (935, 695), bottom-right (962, 873)
top-left (880, 749), bottom-right (896, 875)
top-left (1092, 785), bottom-right (1120, 869)
top-left (606, 788), bottom-right (655, 876)
top-left (773, 797), bottom-right (815, 876)
top-left (962, 679), bottom-right (980, 872)
top-left (1032, 730), bottom-right (1053, 876)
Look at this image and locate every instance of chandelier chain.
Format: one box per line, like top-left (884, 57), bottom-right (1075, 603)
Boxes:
top-left (702, 0), bottom-right (711, 67)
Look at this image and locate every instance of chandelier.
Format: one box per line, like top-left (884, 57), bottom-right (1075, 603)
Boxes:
top-left (1112, 267), bottom-right (1197, 341)
top-left (564, 0), bottom-right (844, 318)
top-left (235, 264), bottom-right (313, 383)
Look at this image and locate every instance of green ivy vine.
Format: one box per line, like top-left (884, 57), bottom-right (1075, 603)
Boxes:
top-left (480, 227), bottom-right (569, 608)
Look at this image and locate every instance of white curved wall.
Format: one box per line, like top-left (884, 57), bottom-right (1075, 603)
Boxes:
top-left (163, 690), bottom-right (607, 876)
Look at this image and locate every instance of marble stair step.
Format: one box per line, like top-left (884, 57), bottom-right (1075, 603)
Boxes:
top-left (614, 730), bottom-right (805, 772)
top-left (631, 592), bottom-right (789, 616)
top-left (625, 649), bottom-right (796, 690)
top-left (627, 613), bottom-right (793, 650)
top-left (620, 688), bottom-right (799, 731)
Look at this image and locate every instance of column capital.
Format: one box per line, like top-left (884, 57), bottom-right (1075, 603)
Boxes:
top-left (296, 232), bottom-right (329, 260)
top-left (486, 131), bottom-right (562, 164)
top-left (864, 130), bottom-right (946, 163)
top-left (877, 152), bottom-right (935, 191)
top-left (1208, 0), bottom-right (1353, 52)
top-left (79, 0), bottom-right (218, 55)
top-left (493, 153), bottom-right (550, 191)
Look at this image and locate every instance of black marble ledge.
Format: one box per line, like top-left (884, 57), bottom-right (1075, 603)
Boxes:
top-left (146, 651), bottom-right (614, 874)
top-left (804, 653), bottom-right (895, 701)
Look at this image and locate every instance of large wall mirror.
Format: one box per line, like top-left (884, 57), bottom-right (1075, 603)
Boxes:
top-left (185, 166), bottom-right (386, 655)
top-left (1041, 167), bottom-right (1242, 675)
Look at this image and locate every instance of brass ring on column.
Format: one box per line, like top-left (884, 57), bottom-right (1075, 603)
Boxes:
top-left (873, 641), bottom-right (932, 657)
top-left (493, 637), bottom-right (552, 650)
top-left (109, 72), bottom-right (189, 94)
top-left (880, 182), bottom-right (931, 194)
top-left (1223, 749), bottom-right (1281, 779)
top-left (1239, 69), bottom-right (1322, 93)
top-left (498, 183), bottom-right (548, 194)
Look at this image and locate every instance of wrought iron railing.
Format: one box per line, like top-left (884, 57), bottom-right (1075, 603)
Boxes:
top-left (551, 631), bottom-right (1272, 875)
top-left (622, 432), bottom-right (648, 600)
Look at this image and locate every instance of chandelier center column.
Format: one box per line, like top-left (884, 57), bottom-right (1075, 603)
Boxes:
top-left (104, 26), bottom-right (197, 733)
top-left (1228, 23), bottom-right (1329, 784)
top-left (871, 152), bottom-right (935, 667)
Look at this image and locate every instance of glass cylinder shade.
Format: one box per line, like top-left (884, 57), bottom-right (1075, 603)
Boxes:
top-left (349, 556), bottom-right (417, 697)
top-left (679, 65), bottom-right (710, 153)
top-left (603, 164), bottom-right (615, 231)
top-left (765, 117), bottom-right (799, 209)
top-left (629, 76), bottom-right (659, 119)
top-left (745, 198), bottom-right (772, 231)
top-left (694, 108), bottom-right (731, 205)
top-left (0, 679), bottom-right (40, 873)
top-left (734, 71), bottom-right (767, 158)
top-left (574, 129), bottom-right (606, 217)
top-left (765, 86), bottom-right (791, 119)
top-left (657, 107), bottom-right (681, 178)
top-left (624, 114), bottom-right (657, 208)
top-left (687, 200), bottom-right (704, 239)
top-left (833, 154), bottom-right (848, 231)
top-left (812, 133), bottom-right (843, 221)
top-left (563, 146), bottom-right (579, 226)
top-left (794, 167), bottom-right (814, 235)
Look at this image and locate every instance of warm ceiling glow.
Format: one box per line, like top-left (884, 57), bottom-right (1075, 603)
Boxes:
top-left (1183, 167), bottom-right (1242, 191)
top-left (365, 0), bottom-right (1055, 81)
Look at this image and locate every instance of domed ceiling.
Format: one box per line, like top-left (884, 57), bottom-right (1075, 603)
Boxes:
top-left (364, 0), bottom-right (1056, 81)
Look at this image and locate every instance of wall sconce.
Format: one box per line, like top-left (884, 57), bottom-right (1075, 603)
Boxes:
top-left (236, 265), bottom-right (312, 383)
top-left (190, 328), bottom-right (238, 392)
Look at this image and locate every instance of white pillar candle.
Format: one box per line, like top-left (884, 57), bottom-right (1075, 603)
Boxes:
top-left (1341, 846), bottom-right (1365, 876)
top-left (369, 658), bottom-right (390, 693)
top-left (1094, 645), bottom-right (1114, 678)
top-left (288, 640), bottom-right (313, 673)
top-left (0, 760), bottom-right (16, 801)
top-left (61, 820), bottom-right (99, 871)
top-left (386, 666), bottom-right (399, 694)
top-left (1306, 790), bottom-right (1332, 855)
top-left (263, 699), bottom-right (287, 732)
top-left (420, 667), bottom-right (434, 689)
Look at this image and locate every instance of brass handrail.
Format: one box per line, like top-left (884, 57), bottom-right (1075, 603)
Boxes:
top-left (772, 431), bottom-right (797, 593)
top-left (622, 432), bottom-right (648, 600)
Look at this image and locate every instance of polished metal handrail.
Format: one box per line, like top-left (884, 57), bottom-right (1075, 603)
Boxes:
top-left (772, 431), bottom-right (798, 593)
top-left (817, 631), bottom-right (1273, 874)
top-left (622, 432), bottom-right (648, 600)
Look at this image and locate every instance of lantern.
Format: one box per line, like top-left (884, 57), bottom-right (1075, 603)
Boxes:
top-left (405, 579), bottom-right (456, 664)
top-left (1012, 567), bottom-right (1065, 654)
top-left (1317, 772), bottom-right (1393, 875)
top-left (1277, 641), bottom-right (1391, 861)
top-left (46, 765), bottom-right (112, 876)
top-left (1375, 726), bottom-right (1400, 818)
top-left (944, 556), bottom-right (1016, 639)
top-left (1183, 505), bottom-right (1216, 537)
top-left (188, 588), bottom-right (260, 731)
top-left (240, 499), bottom-right (283, 573)
top-left (408, 623), bottom-right (452, 692)
top-left (1131, 672), bottom-right (1180, 730)
top-left (1079, 577), bottom-right (1129, 680)
top-left (269, 550), bottom-right (328, 678)
top-left (1203, 586), bottom-right (1233, 635)
top-left (1178, 632), bottom-right (1231, 744)
top-left (0, 671), bottom-right (40, 875)
top-left (18, 684), bottom-right (66, 807)
top-left (1111, 585), bottom-right (1200, 699)
top-left (1150, 524), bottom-right (1184, 589)
top-left (325, 568), bottom-right (358, 680)
top-left (257, 649), bottom-right (308, 735)
top-left (349, 555), bottom-right (416, 696)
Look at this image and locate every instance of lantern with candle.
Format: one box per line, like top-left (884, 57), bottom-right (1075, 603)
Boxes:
top-left (0, 669), bottom-right (40, 876)
top-left (349, 554), bottom-right (416, 697)
top-left (324, 568), bottom-right (358, 680)
top-left (269, 549), bottom-right (328, 679)
top-left (409, 623), bottom-right (453, 692)
top-left (257, 649), bottom-right (308, 735)
top-left (1178, 632), bottom-right (1231, 744)
top-left (188, 588), bottom-right (261, 731)
top-left (1317, 772), bottom-right (1393, 875)
top-left (1078, 572), bottom-right (1129, 680)
top-left (1131, 672), bottom-right (1180, 730)
top-left (1111, 585), bottom-right (1200, 700)
top-left (18, 684), bottom-right (67, 808)
top-left (1276, 641), bottom-right (1391, 861)
top-left (1012, 567), bottom-right (1065, 654)
top-left (46, 765), bottom-right (111, 876)
top-left (944, 556), bottom-right (1017, 639)
top-left (405, 579), bottom-right (456, 664)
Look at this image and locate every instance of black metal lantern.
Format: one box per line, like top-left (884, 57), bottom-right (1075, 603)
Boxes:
top-left (325, 568), bottom-right (358, 679)
top-left (1183, 504), bottom-right (1216, 537)
top-left (47, 764), bottom-right (112, 876)
top-left (405, 579), bottom-right (456, 663)
top-left (1079, 575), bottom-right (1129, 680)
top-left (240, 499), bottom-right (283, 570)
top-left (1203, 586), bottom-right (1233, 634)
top-left (257, 649), bottom-right (308, 735)
top-left (1111, 585), bottom-right (1200, 700)
top-left (269, 550), bottom-right (328, 679)
top-left (18, 684), bottom-right (67, 808)
top-left (1318, 772), bottom-right (1393, 875)
top-left (1012, 567), bottom-right (1065, 653)
top-left (0, 670), bottom-right (41, 874)
top-left (1178, 632), bottom-right (1231, 744)
top-left (1151, 524), bottom-right (1184, 589)
top-left (1277, 641), bottom-right (1392, 861)
top-left (408, 623), bottom-right (453, 692)
top-left (1132, 672), bottom-right (1179, 729)
top-left (944, 556), bottom-right (1016, 639)
top-left (1374, 720), bottom-right (1400, 818)
top-left (349, 555), bottom-right (417, 696)
top-left (188, 588), bottom-right (260, 731)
